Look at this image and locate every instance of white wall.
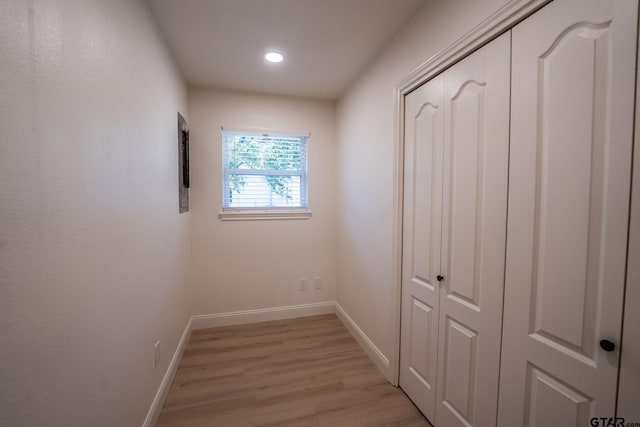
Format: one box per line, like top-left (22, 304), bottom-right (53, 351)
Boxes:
top-left (0, 1), bottom-right (189, 426)
top-left (335, 0), bottom-right (509, 377)
top-left (188, 88), bottom-right (337, 316)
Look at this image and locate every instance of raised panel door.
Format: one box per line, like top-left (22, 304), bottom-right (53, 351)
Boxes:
top-left (436, 31), bottom-right (511, 427)
top-left (498, 0), bottom-right (637, 424)
top-left (400, 75), bottom-right (445, 421)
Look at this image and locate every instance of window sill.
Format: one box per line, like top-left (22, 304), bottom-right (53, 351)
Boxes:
top-left (218, 210), bottom-right (312, 221)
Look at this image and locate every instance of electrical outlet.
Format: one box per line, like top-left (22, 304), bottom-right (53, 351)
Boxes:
top-left (299, 278), bottom-right (308, 290)
top-left (154, 341), bottom-right (160, 368)
top-left (314, 277), bottom-right (323, 289)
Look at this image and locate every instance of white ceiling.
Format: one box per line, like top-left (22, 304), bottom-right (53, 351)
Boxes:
top-left (146, 0), bottom-right (427, 99)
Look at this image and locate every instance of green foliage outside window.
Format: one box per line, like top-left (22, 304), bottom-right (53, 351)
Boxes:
top-left (227, 135), bottom-right (302, 201)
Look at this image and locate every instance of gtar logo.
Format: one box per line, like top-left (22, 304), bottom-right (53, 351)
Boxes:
top-left (590, 417), bottom-right (625, 427)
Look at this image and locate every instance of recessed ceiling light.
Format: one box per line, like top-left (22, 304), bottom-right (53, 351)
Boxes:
top-left (265, 51), bottom-right (284, 63)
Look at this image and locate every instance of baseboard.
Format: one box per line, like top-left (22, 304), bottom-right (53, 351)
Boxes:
top-left (191, 301), bottom-right (336, 330)
top-left (143, 300), bottom-right (391, 426)
top-left (142, 316), bottom-right (192, 427)
top-left (335, 302), bottom-right (391, 381)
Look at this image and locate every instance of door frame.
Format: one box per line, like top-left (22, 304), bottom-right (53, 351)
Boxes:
top-left (616, 16), bottom-right (640, 419)
top-left (390, 0), bottom-right (553, 387)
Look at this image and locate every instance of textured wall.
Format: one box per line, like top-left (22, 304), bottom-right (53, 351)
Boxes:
top-left (0, 1), bottom-right (190, 425)
top-left (187, 88), bottom-right (337, 316)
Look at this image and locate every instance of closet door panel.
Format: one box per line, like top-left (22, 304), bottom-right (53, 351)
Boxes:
top-left (499, 0), bottom-right (637, 424)
top-left (436, 31), bottom-right (511, 427)
top-left (400, 75), bottom-right (445, 421)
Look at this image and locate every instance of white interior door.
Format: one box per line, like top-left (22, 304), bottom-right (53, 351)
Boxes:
top-left (436, 32), bottom-right (511, 427)
top-left (400, 32), bottom-right (511, 426)
top-left (400, 74), bottom-right (444, 421)
top-left (498, 0), bottom-right (638, 425)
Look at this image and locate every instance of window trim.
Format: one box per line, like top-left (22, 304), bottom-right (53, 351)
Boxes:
top-left (220, 128), bottom-right (311, 220)
top-left (218, 208), bottom-right (312, 221)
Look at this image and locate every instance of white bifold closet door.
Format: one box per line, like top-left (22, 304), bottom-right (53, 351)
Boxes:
top-left (401, 70), bottom-right (444, 421)
top-left (400, 32), bottom-right (510, 427)
top-left (498, 0), bottom-right (638, 425)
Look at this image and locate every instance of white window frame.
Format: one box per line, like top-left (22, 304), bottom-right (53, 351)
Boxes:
top-left (219, 129), bottom-right (311, 221)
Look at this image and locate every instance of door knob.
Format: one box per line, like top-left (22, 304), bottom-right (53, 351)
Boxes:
top-left (436, 274), bottom-right (444, 282)
top-left (599, 339), bottom-right (615, 352)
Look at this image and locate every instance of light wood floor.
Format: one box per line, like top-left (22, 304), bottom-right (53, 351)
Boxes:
top-left (157, 314), bottom-right (431, 426)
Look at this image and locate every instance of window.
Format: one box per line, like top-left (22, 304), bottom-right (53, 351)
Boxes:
top-left (221, 130), bottom-right (310, 220)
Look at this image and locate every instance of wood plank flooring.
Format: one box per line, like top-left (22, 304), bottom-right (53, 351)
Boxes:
top-left (157, 314), bottom-right (431, 426)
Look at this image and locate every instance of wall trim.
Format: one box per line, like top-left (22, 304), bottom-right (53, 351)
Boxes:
top-left (396, 0), bottom-right (552, 93)
top-left (218, 210), bottom-right (312, 221)
top-left (191, 301), bottom-right (336, 330)
top-left (390, 0), bottom-right (552, 386)
top-left (617, 15), bottom-right (640, 419)
top-left (335, 302), bottom-right (391, 381)
top-left (143, 301), bottom-right (395, 425)
top-left (142, 316), bottom-right (193, 427)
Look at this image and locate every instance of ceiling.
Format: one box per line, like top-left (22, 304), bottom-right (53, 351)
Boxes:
top-left (146, 0), bottom-right (427, 99)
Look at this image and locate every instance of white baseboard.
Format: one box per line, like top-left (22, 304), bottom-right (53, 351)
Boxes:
top-left (335, 302), bottom-right (391, 381)
top-left (143, 301), bottom-right (392, 426)
top-left (142, 317), bottom-right (192, 427)
top-left (191, 301), bottom-right (336, 330)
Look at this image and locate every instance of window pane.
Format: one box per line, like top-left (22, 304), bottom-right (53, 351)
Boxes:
top-left (222, 131), bottom-right (308, 209)
top-left (228, 136), bottom-right (302, 171)
top-left (226, 175), bottom-right (301, 208)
